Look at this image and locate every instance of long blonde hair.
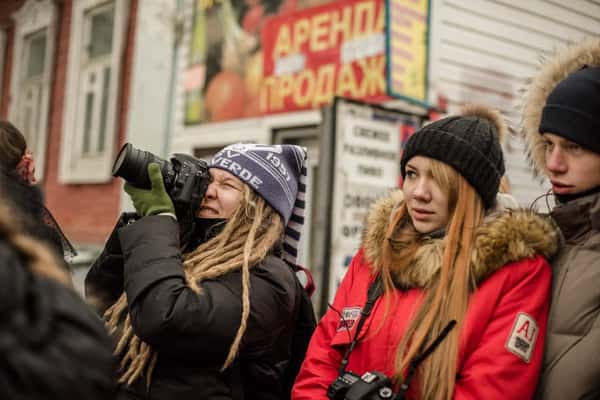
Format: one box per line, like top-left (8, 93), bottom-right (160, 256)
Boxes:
top-left (380, 159), bottom-right (485, 400)
top-left (104, 185), bottom-right (285, 386)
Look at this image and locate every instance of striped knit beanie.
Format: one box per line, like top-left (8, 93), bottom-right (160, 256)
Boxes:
top-left (209, 143), bottom-right (307, 267)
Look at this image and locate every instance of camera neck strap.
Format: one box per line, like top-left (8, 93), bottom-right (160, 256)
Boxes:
top-left (338, 275), bottom-right (384, 375)
top-left (334, 273), bottom-right (457, 399)
top-left (396, 320), bottom-right (456, 399)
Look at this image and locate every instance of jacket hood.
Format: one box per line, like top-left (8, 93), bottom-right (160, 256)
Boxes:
top-left (361, 190), bottom-right (559, 288)
top-left (522, 38), bottom-right (600, 175)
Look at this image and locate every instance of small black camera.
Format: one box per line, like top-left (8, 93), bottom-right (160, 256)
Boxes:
top-left (112, 143), bottom-right (210, 211)
top-left (328, 371), bottom-right (396, 400)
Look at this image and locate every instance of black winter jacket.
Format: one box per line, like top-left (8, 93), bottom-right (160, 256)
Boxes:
top-left (85, 215), bottom-right (303, 400)
top-left (0, 239), bottom-right (117, 400)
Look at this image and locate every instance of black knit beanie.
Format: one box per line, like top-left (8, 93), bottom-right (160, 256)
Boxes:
top-left (539, 66), bottom-right (600, 154)
top-left (401, 110), bottom-right (506, 209)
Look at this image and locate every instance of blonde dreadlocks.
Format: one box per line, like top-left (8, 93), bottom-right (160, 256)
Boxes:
top-left (104, 185), bottom-right (285, 386)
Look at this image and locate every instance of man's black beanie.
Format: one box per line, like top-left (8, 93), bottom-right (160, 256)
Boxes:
top-left (539, 66), bottom-right (600, 154)
top-left (401, 110), bottom-right (506, 209)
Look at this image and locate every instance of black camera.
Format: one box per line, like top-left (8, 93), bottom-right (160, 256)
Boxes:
top-left (328, 371), bottom-right (396, 400)
top-left (112, 143), bottom-right (210, 211)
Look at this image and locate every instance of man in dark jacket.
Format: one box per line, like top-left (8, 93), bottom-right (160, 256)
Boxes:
top-left (522, 38), bottom-right (600, 400)
top-left (86, 144), bottom-right (316, 400)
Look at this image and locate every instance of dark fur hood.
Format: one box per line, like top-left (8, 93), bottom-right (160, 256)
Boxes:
top-left (361, 190), bottom-right (560, 288)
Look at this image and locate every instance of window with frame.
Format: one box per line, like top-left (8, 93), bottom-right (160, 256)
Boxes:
top-left (78, 3), bottom-right (114, 157)
top-left (60, 0), bottom-right (127, 183)
top-left (9, 0), bottom-right (57, 182)
top-left (17, 29), bottom-right (47, 153)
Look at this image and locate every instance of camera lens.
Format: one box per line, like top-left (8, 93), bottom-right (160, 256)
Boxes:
top-left (112, 143), bottom-right (132, 176)
top-left (112, 143), bottom-right (171, 190)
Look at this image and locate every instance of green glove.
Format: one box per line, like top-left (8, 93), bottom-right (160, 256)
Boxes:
top-left (124, 163), bottom-right (175, 217)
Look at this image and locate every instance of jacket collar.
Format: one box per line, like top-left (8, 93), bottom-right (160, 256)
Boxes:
top-left (551, 191), bottom-right (600, 242)
top-left (361, 190), bottom-right (559, 289)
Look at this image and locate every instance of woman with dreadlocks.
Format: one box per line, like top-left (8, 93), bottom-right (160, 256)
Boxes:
top-left (0, 169), bottom-right (116, 399)
top-left (85, 143), bottom-right (314, 399)
top-left (293, 106), bottom-right (560, 400)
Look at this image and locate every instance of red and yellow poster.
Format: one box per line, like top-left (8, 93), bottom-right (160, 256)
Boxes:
top-left (260, 0), bottom-right (388, 114)
top-left (183, 0), bottom-right (337, 124)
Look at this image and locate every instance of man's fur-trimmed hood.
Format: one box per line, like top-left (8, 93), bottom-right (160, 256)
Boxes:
top-left (361, 191), bottom-right (559, 289)
top-left (522, 38), bottom-right (600, 175)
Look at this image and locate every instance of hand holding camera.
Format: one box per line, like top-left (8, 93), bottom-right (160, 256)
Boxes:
top-left (112, 143), bottom-right (211, 216)
top-left (124, 163), bottom-right (175, 217)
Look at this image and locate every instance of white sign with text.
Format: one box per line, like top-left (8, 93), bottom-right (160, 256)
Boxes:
top-left (328, 101), bottom-right (405, 302)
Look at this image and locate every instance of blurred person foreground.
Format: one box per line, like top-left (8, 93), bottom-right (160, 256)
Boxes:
top-left (0, 169), bottom-right (116, 399)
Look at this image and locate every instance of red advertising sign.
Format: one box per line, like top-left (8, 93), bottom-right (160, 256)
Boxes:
top-left (260, 0), bottom-right (389, 114)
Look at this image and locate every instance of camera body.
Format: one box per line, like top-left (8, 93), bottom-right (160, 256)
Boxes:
top-left (328, 371), bottom-right (396, 400)
top-left (166, 153), bottom-right (210, 206)
top-left (112, 143), bottom-right (210, 212)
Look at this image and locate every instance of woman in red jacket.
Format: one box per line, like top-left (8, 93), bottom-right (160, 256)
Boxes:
top-left (293, 105), bottom-right (560, 400)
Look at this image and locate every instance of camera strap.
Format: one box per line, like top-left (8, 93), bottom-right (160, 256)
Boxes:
top-left (396, 320), bottom-right (457, 399)
top-left (333, 273), bottom-right (457, 398)
top-left (337, 275), bottom-right (384, 375)
top-left (332, 272), bottom-right (457, 400)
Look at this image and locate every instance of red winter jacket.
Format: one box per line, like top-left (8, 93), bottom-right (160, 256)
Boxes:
top-left (293, 192), bottom-right (559, 400)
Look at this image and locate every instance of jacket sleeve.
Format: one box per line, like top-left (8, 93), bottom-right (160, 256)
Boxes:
top-left (118, 215), bottom-right (295, 364)
top-left (84, 214), bottom-right (134, 315)
top-left (292, 249), bottom-right (364, 400)
top-left (454, 255), bottom-right (552, 400)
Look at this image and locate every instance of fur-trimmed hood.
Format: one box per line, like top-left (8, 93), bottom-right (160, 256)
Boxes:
top-left (361, 191), bottom-right (559, 289)
top-left (522, 38), bottom-right (600, 175)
